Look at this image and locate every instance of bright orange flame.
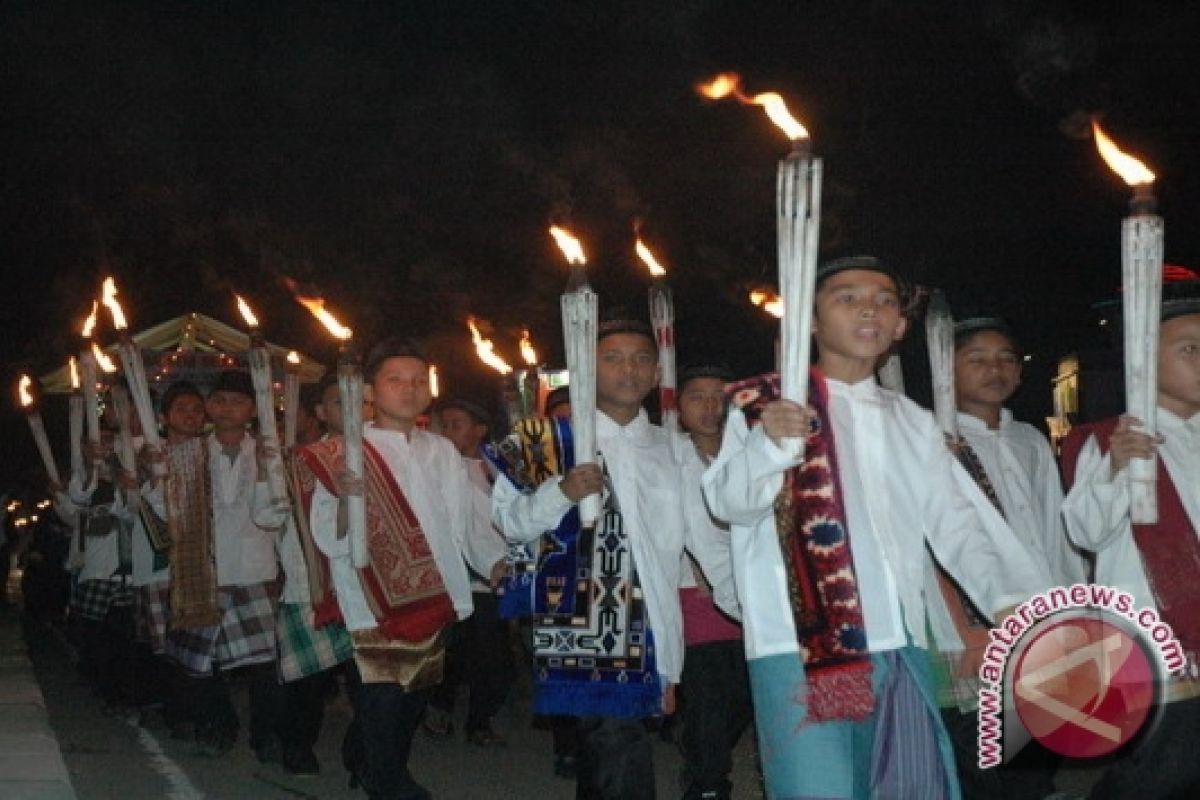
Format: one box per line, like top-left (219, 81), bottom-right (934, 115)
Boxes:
top-left (101, 277), bottom-right (128, 330)
top-left (286, 350), bottom-right (301, 365)
top-left (635, 238), bottom-right (667, 277)
top-left (235, 294), bottom-right (259, 328)
top-left (1092, 121), bottom-right (1155, 186)
top-left (696, 72), bottom-right (809, 142)
top-left (749, 289), bottom-right (784, 319)
top-left (519, 329), bottom-right (539, 366)
top-left (549, 226), bottom-right (587, 265)
top-left (467, 317), bottom-right (513, 375)
top-left (69, 357), bottom-right (80, 390)
top-left (18, 375), bottom-right (34, 408)
top-left (81, 301), bottom-right (99, 339)
top-left (428, 365), bottom-right (439, 398)
top-left (91, 343), bottom-right (118, 373)
top-left (294, 294), bottom-right (352, 340)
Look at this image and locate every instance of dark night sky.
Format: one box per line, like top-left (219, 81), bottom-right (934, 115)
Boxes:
top-left (3, 1), bottom-right (1199, 491)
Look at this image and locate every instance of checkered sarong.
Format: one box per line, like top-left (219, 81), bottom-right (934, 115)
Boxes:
top-left (71, 578), bottom-right (135, 623)
top-left (276, 602), bottom-right (353, 683)
top-left (136, 581), bottom-right (171, 655)
top-left (165, 582), bottom-right (278, 676)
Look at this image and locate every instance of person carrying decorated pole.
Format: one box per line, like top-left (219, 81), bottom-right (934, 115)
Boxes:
top-left (129, 381), bottom-right (205, 720)
top-left (271, 372), bottom-right (354, 776)
top-left (1060, 277), bottom-right (1200, 798)
top-left (921, 299), bottom-right (1077, 800)
top-left (674, 361), bottom-right (754, 800)
top-left (160, 370), bottom-right (289, 758)
top-left (702, 256), bottom-right (1050, 799)
top-left (423, 397), bottom-right (513, 747)
top-left (491, 306), bottom-right (686, 800)
top-left (296, 338), bottom-right (490, 800)
top-left (62, 408), bottom-right (140, 709)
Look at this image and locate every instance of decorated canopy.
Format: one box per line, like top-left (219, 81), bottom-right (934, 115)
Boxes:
top-left (39, 312), bottom-right (326, 394)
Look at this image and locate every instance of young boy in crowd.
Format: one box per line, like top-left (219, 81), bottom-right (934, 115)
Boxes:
top-left (424, 398), bottom-right (512, 746)
top-left (1061, 282), bottom-right (1200, 799)
top-left (492, 312), bottom-right (685, 799)
top-left (702, 256), bottom-right (1049, 799)
top-left (162, 370), bottom-right (289, 757)
top-left (675, 362), bottom-right (753, 800)
top-left (298, 339), bottom-right (492, 800)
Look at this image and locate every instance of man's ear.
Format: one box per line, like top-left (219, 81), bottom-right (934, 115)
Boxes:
top-left (892, 316), bottom-right (909, 342)
top-left (363, 384), bottom-right (375, 404)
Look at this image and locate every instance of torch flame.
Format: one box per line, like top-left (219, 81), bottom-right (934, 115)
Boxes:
top-left (750, 289), bottom-right (784, 319)
top-left (81, 301), bottom-right (100, 339)
top-left (69, 356), bottom-right (80, 390)
top-left (697, 72), bottom-right (809, 142)
top-left (91, 343), bottom-right (118, 373)
top-left (519, 329), bottom-right (539, 366)
top-left (235, 294), bottom-right (260, 328)
top-left (1092, 121), bottom-right (1155, 186)
top-left (429, 365), bottom-right (439, 398)
top-left (549, 226), bottom-right (587, 265)
top-left (467, 317), bottom-right (513, 375)
top-left (101, 277), bottom-right (128, 331)
top-left (286, 350), bottom-right (301, 365)
top-left (18, 375), bottom-right (34, 408)
top-left (294, 294), bottom-right (353, 341)
top-left (635, 238), bottom-right (667, 277)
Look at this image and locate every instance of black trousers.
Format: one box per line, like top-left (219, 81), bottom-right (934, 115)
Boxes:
top-left (78, 604), bottom-right (137, 704)
top-left (1088, 694), bottom-right (1200, 800)
top-left (179, 661), bottom-right (280, 747)
top-left (429, 591), bottom-right (514, 732)
top-left (679, 640), bottom-right (754, 800)
top-left (575, 715), bottom-right (655, 800)
top-left (941, 707), bottom-right (1057, 799)
top-left (344, 660), bottom-right (430, 800)
top-left (278, 668), bottom-right (336, 750)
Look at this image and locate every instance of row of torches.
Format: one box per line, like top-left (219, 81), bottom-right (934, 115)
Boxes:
top-left (18, 73), bottom-right (1166, 525)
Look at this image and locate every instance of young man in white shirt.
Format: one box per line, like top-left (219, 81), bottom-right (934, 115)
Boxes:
top-left (492, 313), bottom-right (686, 799)
top-left (703, 256), bottom-right (1048, 799)
top-left (1061, 283), bottom-right (1200, 799)
top-left (299, 339), bottom-right (490, 800)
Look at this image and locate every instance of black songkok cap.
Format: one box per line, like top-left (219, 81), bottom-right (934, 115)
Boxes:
top-left (815, 255), bottom-right (905, 290)
top-left (597, 305), bottom-right (656, 345)
top-left (544, 385), bottom-right (571, 415)
top-left (209, 370), bottom-right (254, 399)
top-left (438, 397), bottom-right (492, 428)
top-left (953, 316), bottom-right (1020, 351)
top-left (678, 362), bottom-right (735, 389)
top-left (1162, 280), bottom-right (1200, 323)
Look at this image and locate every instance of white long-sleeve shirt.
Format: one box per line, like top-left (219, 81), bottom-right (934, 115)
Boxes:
top-left (207, 433), bottom-right (286, 587)
top-left (678, 434), bottom-right (741, 621)
top-left (958, 410), bottom-right (1086, 585)
top-left (492, 409), bottom-right (686, 684)
top-left (702, 376), bottom-right (1051, 662)
top-left (1062, 407), bottom-right (1200, 615)
top-left (309, 424), bottom-right (484, 631)
top-left (462, 456), bottom-right (508, 592)
top-left (68, 468), bottom-right (132, 582)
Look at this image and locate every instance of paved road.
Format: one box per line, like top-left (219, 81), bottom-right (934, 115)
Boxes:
top-left (27, 621), bottom-right (764, 800)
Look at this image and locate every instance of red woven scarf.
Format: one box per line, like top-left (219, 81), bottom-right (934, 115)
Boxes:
top-left (729, 369), bottom-right (873, 721)
top-left (295, 436), bottom-right (456, 643)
